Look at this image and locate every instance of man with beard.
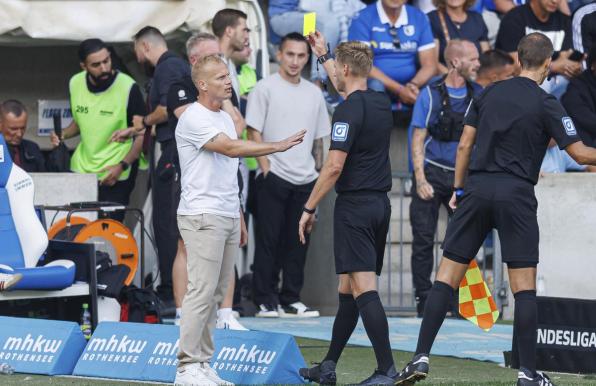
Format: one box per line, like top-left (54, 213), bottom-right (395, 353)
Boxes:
top-left (409, 39), bottom-right (482, 317)
top-left (57, 38), bottom-right (145, 222)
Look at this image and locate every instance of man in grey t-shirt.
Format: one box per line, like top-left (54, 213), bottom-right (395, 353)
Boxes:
top-left (246, 32), bottom-right (330, 318)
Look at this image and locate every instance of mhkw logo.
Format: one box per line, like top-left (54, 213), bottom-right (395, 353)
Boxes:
top-left (80, 334), bottom-right (148, 364)
top-left (213, 343), bottom-right (277, 375)
top-left (0, 334), bottom-right (62, 363)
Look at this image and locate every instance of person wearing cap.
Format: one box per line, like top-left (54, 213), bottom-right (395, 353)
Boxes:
top-left (53, 39), bottom-right (146, 222)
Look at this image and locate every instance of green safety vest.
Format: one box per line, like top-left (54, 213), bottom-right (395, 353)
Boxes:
top-left (238, 64), bottom-right (258, 171)
top-left (69, 71), bottom-right (136, 181)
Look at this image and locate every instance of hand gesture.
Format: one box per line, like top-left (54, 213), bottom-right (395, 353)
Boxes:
top-left (298, 211), bottom-right (316, 244)
top-left (416, 180), bottom-right (434, 200)
top-left (109, 127), bottom-right (136, 143)
top-left (50, 132), bottom-right (62, 148)
top-left (277, 130), bottom-right (306, 152)
top-left (100, 164), bottom-right (123, 186)
top-left (552, 50), bottom-right (583, 78)
top-left (307, 31), bottom-right (328, 58)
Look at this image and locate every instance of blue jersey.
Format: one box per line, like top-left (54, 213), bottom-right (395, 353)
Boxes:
top-left (269, 0), bottom-right (299, 17)
top-left (348, 2), bottom-right (435, 85)
top-left (411, 79), bottom-right (480, 168)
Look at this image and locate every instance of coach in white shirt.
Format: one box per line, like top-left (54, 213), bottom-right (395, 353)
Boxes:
top-left (174, 54), bottom-right (305, 386)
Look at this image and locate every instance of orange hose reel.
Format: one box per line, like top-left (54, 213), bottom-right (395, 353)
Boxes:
top-left (48, 216), bottom-right (139, 285)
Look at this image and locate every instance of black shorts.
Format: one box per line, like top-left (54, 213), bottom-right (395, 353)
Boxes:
top-left (334, 192), bottom-right (391, 275)
top-left (442, 172), bottom-right (539, 268)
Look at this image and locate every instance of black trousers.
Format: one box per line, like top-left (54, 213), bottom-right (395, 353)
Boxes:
top-left (410, 164), bottom-right (454, 299)
top-left (98, 161), bottom-right (139, 223)
top-left (152, 139), bottom-right (181, 297)
top-left (252, 172), bottom-right (315, 306)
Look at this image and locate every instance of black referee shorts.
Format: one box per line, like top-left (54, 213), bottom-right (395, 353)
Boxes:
top-left (334, 191), bottom-right (391, 275)
top-left (442, 172), bottom-right (539, 268)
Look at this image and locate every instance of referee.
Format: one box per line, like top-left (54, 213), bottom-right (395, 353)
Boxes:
top-left (395, 32), bottom-right (596, 386)
top-left (298, 34), bottom-right (397, 385)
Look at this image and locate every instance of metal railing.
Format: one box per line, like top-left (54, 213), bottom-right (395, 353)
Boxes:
top-left (380, 172), bottom-right (508, 316)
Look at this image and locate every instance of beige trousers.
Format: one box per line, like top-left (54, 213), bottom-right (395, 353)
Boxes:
top-left (176, 213), bottom-right (240, 366)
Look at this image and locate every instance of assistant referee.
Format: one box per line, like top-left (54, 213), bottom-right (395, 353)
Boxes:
top-left (298, 34), bottom-right (397, 385)
top-left (395, 32), bottom-right (596, 386)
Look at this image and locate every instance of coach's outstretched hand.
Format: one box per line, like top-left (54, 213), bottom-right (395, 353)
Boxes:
top-left (277, 130), bottom-right (306, 152)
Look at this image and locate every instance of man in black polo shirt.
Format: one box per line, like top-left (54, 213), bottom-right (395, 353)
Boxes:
top-left (395, 32), bottom-right (596, 386)
top-left (133, 26), bottom-right (190, 307)
top-left (298, 34), bottom-right (396, 385)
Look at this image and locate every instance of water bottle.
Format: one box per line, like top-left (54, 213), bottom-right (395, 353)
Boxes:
top-left (0, 363), bottom-right (14, 375)
top-left (537, 275), bottom-right (546, 295)
top-left (80, 303), bottom-right (92, 340)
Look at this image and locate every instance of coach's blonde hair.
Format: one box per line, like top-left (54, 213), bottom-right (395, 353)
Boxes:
top-left (191, 54), bottom-right (225, 87)
top-left (334, 41), bottom-right (373, 78)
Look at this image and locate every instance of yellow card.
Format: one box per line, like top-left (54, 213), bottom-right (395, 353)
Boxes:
top-left (303, 12), bottom-right (316, 36)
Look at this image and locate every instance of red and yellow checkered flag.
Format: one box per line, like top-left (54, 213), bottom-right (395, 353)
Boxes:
top-left (458, 260), bottom-right (499, 331)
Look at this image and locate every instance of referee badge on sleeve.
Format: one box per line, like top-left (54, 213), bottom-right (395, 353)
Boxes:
top-left (332, 122), bottom-right (349, 142)
top-left (562, 117), bottom-right (577, 136)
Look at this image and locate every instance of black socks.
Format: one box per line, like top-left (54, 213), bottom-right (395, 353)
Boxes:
top-left (356, 290), bottom-right (394, 373)
top-left (514, 290), bottom-right (537, 376)
top-left (324, 293), bottom-right (359, 363)
top-left (415, 281), bottom-right (455, 355)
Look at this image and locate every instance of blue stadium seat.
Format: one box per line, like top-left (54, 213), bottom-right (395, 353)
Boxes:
top-left (0, 135), bottom-right (75, 290)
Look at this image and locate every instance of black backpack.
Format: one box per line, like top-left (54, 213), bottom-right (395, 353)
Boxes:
top-left (119, 286), bottom-right (162, 324)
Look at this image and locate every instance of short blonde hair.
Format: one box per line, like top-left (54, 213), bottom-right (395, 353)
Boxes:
top-left (432, 0), bottom-right (476, 10)
top-left (334, 41), bottom-right (373, 78)
top-left (191, 54), bottom-right (225, 86)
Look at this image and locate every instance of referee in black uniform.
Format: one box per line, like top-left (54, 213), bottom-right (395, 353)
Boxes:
top-left (396, 32), bottom-right (596, 386)
top-left (298, 33), bottom-right (397, 385)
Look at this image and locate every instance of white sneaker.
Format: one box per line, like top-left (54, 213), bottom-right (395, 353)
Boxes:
top-left (255, 304), bottom-right (279, 318)
top-left (216, 313), bottom-right (248, 331)
top-left (202, 363), bottom-right (234, 385)
top-left (174, 363), bottom-right (217, 386)
top-left (0, 273), bottom-right (22, 291)
top-left (279, 302), bottom-right (320, 318)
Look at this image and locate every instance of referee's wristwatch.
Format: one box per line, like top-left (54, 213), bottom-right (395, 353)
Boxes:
top-left (303, 206), bottom-right (316, 214)
top-left (317, 52), bottom-right (331, 65)
top-left (119, 160), bottom-right (130, 171)
top-left (453, 187), bottom-right (464, 200)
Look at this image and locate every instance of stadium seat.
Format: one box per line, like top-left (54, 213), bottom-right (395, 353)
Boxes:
top-left (0, 135), bottom-right (75, 290)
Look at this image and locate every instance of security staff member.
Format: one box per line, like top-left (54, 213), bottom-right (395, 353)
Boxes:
top-left (299, 33), bottom-right (397, 385)
top-left (409, 40), bottom-right (481, 317)
top-left (133, 26), bottom-right (190, 305)
top-left (395, 32), bottom-right (596, 386)
top-left (57, 39), bottom-right (145, 223)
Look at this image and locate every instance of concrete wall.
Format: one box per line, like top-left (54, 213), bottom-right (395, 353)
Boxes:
top-left (501, 173), bottom-right (596, 319)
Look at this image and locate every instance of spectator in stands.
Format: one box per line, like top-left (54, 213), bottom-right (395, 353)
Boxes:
top-left (1, 100), bottom-right (49, 173)
top-left (561, 44), bottom-right (596, 146)
top-left (247, 33), bottom-right (330, 318)
top-left (492, 0), bottom-right (570, 15)
top-left (132, 26), bottom-right (189, 311)
top-left (409, 40), bottom-right (482, 317)
top-left (475, 49), bottom-right (516, 87)
top-left (541, 138), bottom-right (596, 173)
top-left (55, 39), bottom-right (145, 223)
top-left (572, 2), bottom-right (596, 54)
top-left (427, 0), bottom-right (490, 74)
top-left (496, 0), bottom-right (581, 94)
top-left (348, 0), bottom-right (437, 111)
top-left (167, 32), bottom-right (247, 330)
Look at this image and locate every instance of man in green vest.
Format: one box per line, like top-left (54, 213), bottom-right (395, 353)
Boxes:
top-left (53, 39), bottom-right (146, 222)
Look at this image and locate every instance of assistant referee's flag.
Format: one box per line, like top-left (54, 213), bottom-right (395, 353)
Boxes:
top-left (458, 260), bottom-right (499, 331)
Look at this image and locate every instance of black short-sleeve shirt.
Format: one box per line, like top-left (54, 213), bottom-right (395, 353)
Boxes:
top-left (496, 4), bottom-right (572, 54)
top-left (464, 77), bottom-right (580, 184)
top-left (330, 90), bottom-right (392, 193)
top-left (150, 51), bottom-right (191, 143)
